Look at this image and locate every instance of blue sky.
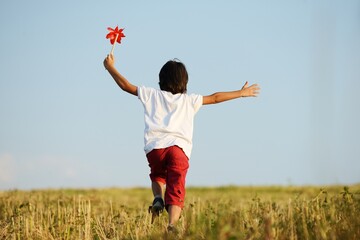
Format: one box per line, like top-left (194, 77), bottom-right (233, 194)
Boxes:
top-left (0, 1), bottom-right (359, 190)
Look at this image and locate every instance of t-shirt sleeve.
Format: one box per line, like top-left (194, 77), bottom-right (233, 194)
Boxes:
top-left (138, 86), bottom-right (154, 104)
top-left (191, 94), bottom-right (203, 113)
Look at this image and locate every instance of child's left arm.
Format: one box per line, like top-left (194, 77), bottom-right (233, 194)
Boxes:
top-left (203, 81), bottom-right (260, 105)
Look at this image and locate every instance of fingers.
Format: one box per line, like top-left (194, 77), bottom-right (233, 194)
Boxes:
top-left (242, 82), bottom-right (260, 91)
top-left (250, 84), bottom-right (260, 96)
top-left (250, 84), bottom-right (260, 90)
top-left (105, 54), bottom-right (114, 61)
top-left (242, 83), bottom-right (260, 97)
top-left (241, 81), bottom-right (249, 90)
top-left (104, 54), bottom-right (114, 70)
top-left (104, 54), bottom-right (115, 65)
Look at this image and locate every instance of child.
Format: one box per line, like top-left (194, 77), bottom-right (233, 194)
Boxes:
top-left (103, 54), bottom-right (260, 231)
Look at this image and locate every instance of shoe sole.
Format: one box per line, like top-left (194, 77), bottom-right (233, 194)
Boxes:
top-left (148, 200), bottom-right (164, 224)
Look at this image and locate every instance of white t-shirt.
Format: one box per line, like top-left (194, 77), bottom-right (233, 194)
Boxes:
top-left (138, 86), bottom-right (203, 158)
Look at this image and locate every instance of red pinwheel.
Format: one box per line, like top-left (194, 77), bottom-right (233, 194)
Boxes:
top-left (106, 26), bottom-right (125, 54)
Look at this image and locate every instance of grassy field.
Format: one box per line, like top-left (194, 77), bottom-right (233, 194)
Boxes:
top-left (0, 185), bottom-right (359, 239)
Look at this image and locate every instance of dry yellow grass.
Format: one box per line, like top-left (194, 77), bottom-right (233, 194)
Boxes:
top-left (0, 185), bottom-right (359, 239)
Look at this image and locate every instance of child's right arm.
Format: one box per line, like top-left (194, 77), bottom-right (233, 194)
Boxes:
top-left (103, 54), bottom-right (138, 96)
top-left (203, 81), bottom-right (260, 105)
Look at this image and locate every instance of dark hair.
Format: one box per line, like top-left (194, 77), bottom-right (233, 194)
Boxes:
top-left (159, 59), bottom-right (188, 94)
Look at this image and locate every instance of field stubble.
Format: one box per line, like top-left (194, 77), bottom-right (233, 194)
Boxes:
top-left (0, 185), bottom-right (359, 239)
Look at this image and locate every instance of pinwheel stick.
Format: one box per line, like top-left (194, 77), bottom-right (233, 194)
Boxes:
top-left (110, 34), bottom-right (119, 55)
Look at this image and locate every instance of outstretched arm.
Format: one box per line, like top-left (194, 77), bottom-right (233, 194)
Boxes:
top-left (103, 54), bottom-right (138, 96)
top-left (203, 81), bottom-right (260, 105)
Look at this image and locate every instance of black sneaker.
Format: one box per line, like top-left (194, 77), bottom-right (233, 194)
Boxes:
top-left (148, 197), bottom-right (164, 223)
top-left (167, 224), bottom-right (178, 233)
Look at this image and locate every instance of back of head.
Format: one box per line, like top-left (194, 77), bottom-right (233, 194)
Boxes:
top-left (159, 59), bottom-right (188, 94)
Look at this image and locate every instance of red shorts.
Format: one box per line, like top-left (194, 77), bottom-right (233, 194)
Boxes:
top-left (146, 145), bottom-right (189, 209)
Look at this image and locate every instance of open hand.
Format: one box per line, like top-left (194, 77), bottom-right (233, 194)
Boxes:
top-left (241, 81), bottom-right (260, 97)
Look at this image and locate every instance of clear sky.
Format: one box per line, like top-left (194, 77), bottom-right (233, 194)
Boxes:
top-left (0, 1), bottom-right (359, 190)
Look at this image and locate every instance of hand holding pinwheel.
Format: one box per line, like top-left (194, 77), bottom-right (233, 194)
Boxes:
top-left (106, 26), bottom-right (125, 54)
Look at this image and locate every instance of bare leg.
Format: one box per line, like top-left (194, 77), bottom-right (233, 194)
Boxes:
top-left (151, 181), bottom-right (164, 198)
top-left (168, 205), bottom-right (182, 225)
top-left (151, 182), bottom-right (181, 226)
